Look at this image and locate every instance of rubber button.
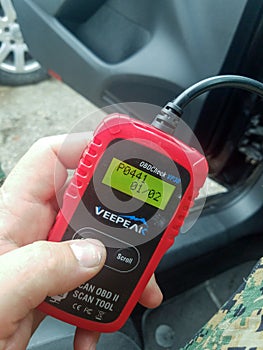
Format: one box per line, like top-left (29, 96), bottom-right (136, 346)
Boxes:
top-left (72, 227), bottom-right (140, 273)
top-left (110, 247), bottom-right (139, 272)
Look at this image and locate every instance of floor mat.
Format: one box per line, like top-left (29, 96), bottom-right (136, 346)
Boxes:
top-left (142, 260), bottom-right (257, 349)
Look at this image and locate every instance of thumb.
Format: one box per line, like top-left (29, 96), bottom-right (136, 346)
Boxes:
top-left (0, 239), bottom-right (106, 332)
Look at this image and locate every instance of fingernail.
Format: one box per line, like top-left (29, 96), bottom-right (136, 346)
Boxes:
top-left (70, 239), bottom-right (105, 268)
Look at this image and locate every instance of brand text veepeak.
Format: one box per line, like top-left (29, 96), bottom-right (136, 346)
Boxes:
top-left (95, 206), bottom-right (147, 235)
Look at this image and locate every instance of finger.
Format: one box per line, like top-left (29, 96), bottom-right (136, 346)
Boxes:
top-left (0, 133), bottom-right (92, 248)
top-left (139, 274), bottom-right (163, 308)
top-left (74, 328), bottom-right (100, 350)
top-left (0, 239), bottom-right (106, 339)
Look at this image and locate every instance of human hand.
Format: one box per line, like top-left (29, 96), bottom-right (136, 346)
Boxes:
top-left (0, 134), bottom-right (163, 350)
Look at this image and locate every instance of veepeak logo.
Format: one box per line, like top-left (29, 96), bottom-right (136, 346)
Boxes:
top-left (95, 206), bottom-right (148, 236)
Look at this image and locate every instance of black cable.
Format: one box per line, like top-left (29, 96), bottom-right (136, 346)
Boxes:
top-left (152, 75), bottom-right (263, 135)
top-left (172, 75), bottom-right (263, 110)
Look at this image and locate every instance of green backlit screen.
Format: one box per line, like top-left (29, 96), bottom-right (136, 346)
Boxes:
top-left (102, 158), bottom-right (176, 210)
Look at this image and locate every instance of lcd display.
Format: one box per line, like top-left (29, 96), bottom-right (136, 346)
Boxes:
top-left (102, 158), bottom-right (176, 210)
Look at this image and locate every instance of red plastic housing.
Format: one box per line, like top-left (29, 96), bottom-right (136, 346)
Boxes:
top-left (39, 114), bottom-right (208, 332)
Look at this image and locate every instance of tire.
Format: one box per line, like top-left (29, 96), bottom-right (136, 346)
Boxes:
top-left (0, 0), bottom-right (48, 86)
top-left (0, 64), bottom-right (48, 86)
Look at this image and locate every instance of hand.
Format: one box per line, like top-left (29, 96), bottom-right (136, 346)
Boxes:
top-left (0, 134), bottom-right (163, 350)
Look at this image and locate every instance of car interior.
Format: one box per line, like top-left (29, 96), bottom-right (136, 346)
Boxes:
top-left (12, 0), bottom-right (263, 349)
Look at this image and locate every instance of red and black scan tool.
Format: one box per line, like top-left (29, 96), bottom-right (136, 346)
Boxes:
top-left (39, 111), bottom-right (208, 332)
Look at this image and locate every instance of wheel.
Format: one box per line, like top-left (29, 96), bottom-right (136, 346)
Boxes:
top-left (0, 0), bottom-right (48, 85)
